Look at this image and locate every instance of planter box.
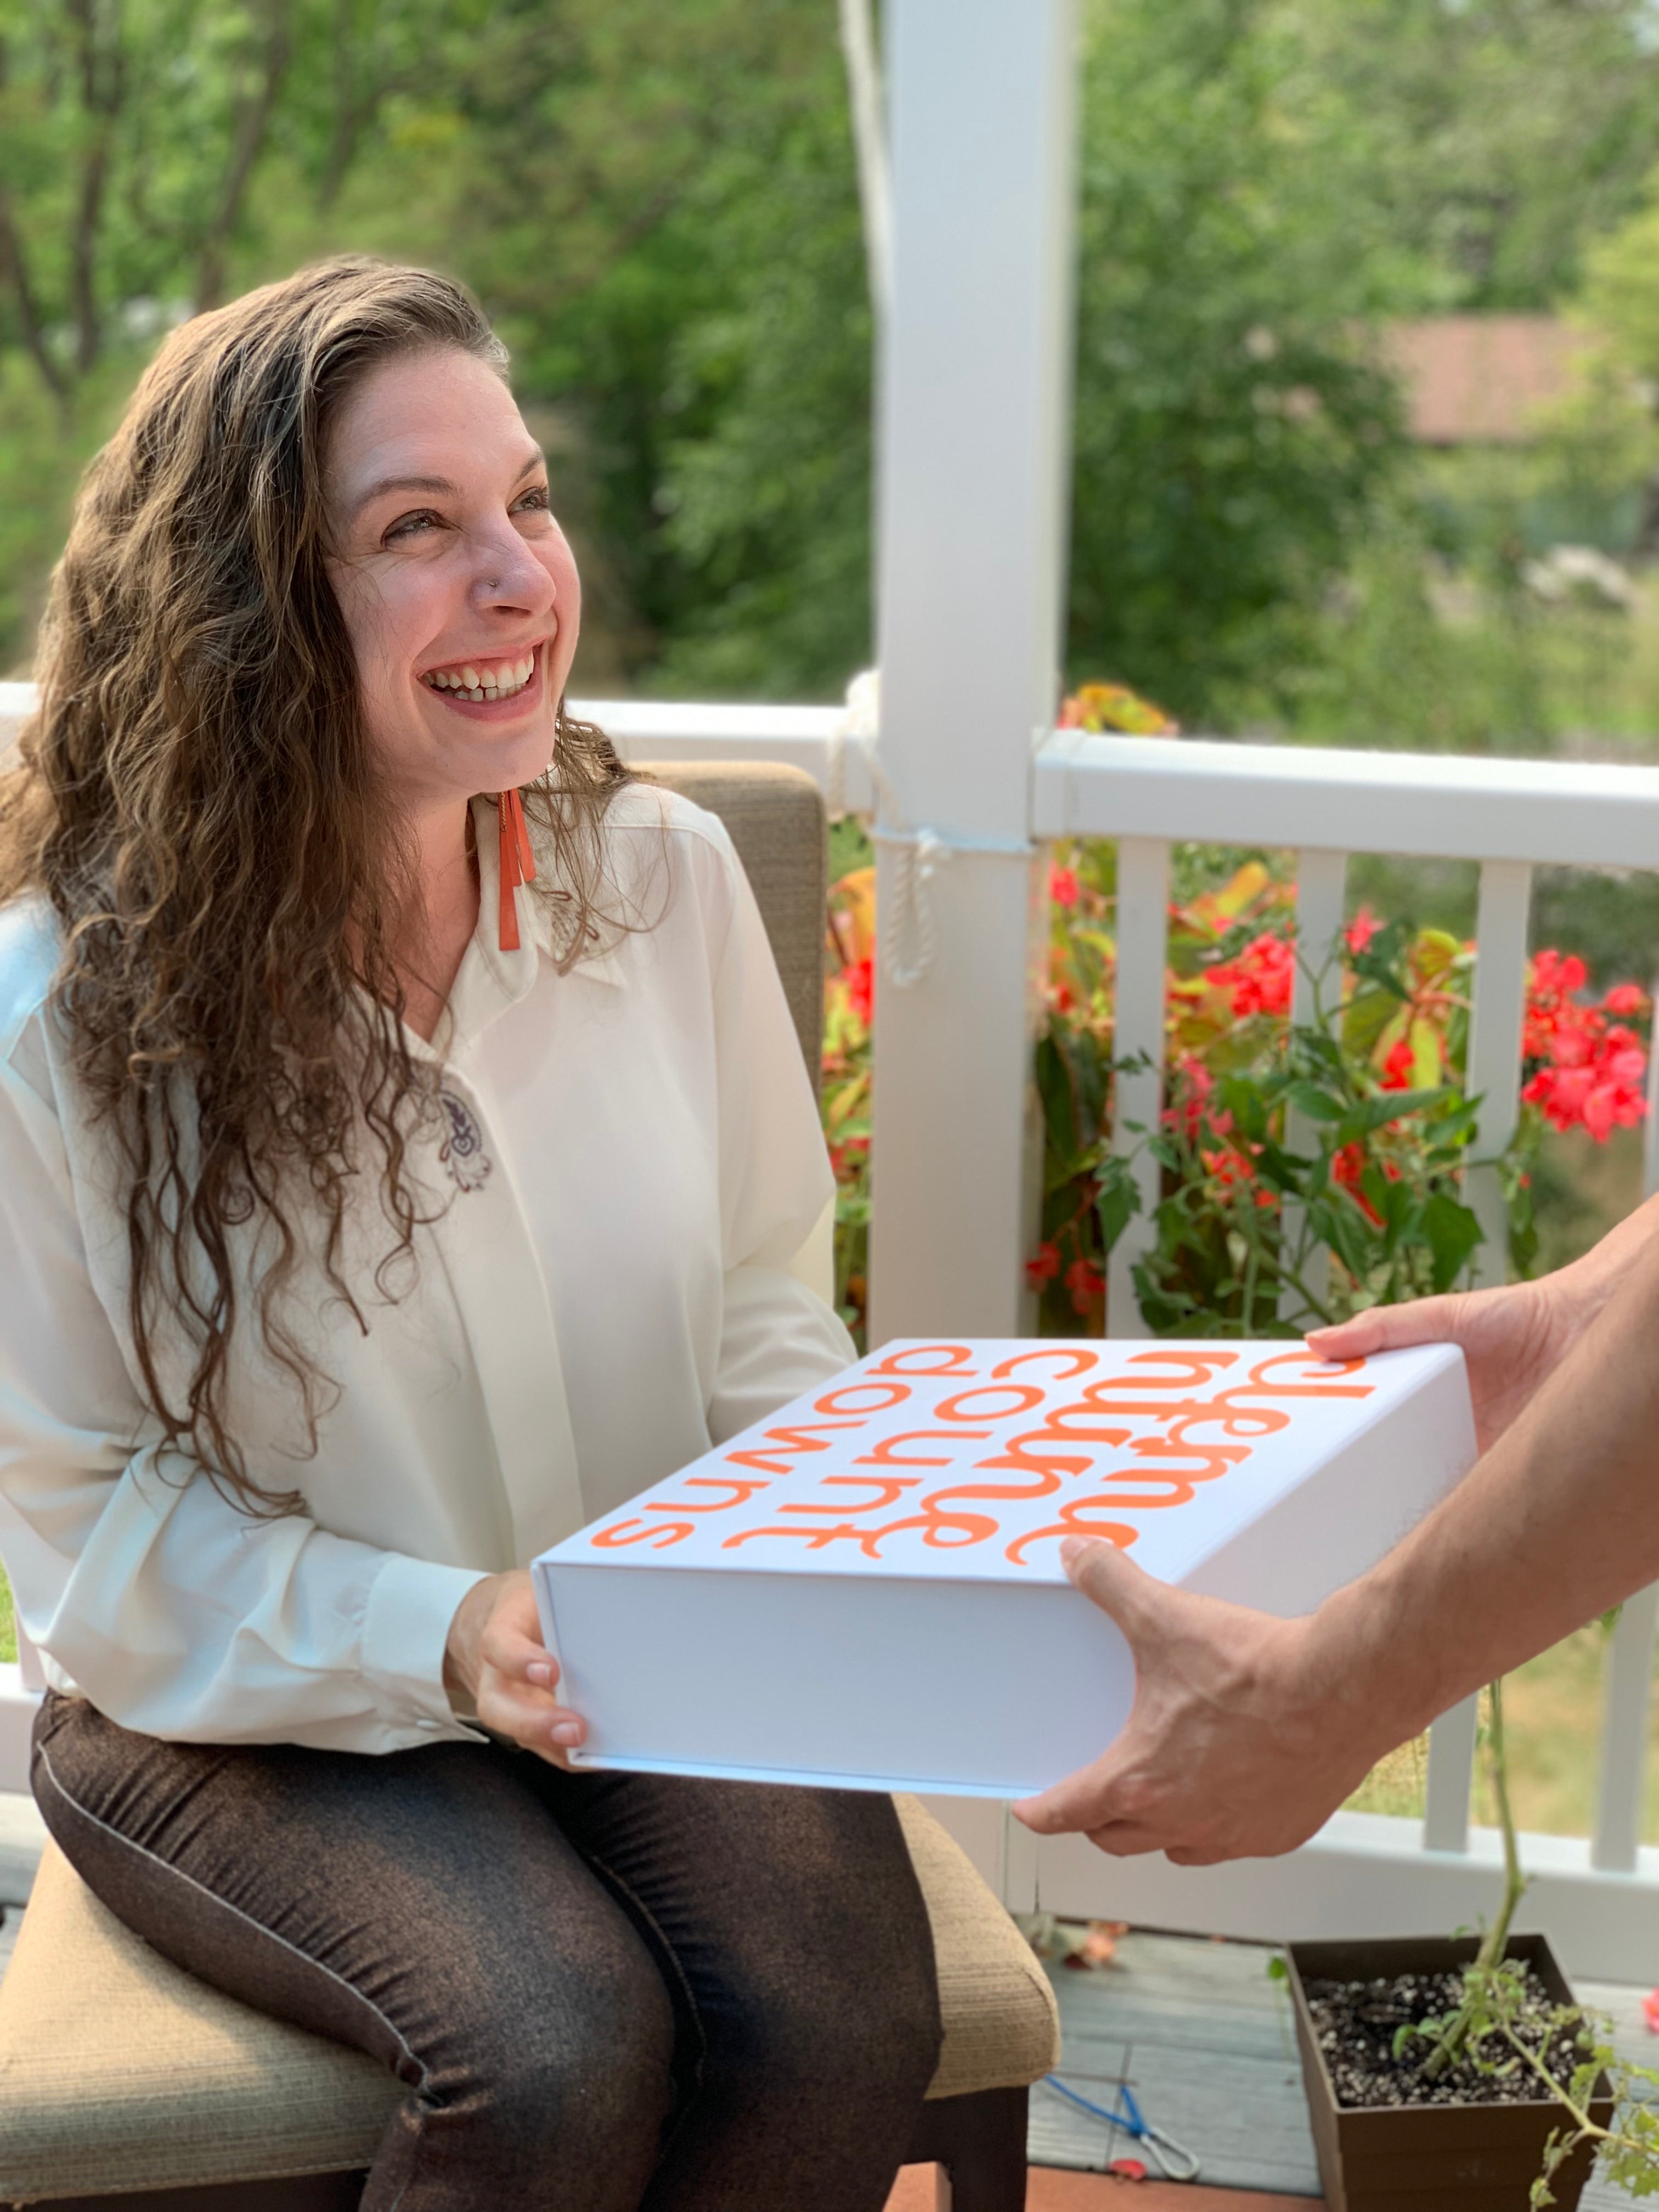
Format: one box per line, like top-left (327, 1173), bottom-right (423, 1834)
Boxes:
top-left (533, 1336), bottom-right (1474, 1796)
top-left (1285, 1933), bottom-right (1615, 2212)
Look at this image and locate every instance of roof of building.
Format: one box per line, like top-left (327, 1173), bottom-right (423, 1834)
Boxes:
top-left (1382, 315), bottom-right (1594, 444)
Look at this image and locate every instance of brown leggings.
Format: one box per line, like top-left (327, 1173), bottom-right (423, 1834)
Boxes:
top-left (33, 1692), bottom-right (941, 2212)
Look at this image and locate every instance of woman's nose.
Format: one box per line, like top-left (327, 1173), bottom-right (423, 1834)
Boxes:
top-left (471, 523), bottom-right (555, 613)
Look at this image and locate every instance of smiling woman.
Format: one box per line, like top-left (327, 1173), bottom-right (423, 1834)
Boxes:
top-left (0, 258), bottom-right (940, 2211)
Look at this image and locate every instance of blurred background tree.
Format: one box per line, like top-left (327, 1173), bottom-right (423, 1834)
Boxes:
top-left (6, 0), bottom-right (1659, 741)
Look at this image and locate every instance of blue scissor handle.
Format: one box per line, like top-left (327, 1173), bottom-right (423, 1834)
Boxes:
top-left (1043, 2073), bottom-right (1203, 2183)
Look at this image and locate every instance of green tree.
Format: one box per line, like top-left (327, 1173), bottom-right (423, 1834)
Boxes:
top-left (1066, 0), bottom-right (1410, 724)
top-left (1276, 0), bottom-right (1659, 313)
top-left (0, 0), bottom-right (461, 668)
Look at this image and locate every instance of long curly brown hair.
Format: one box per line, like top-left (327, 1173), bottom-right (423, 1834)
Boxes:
top-left (0, 257), bottom-right (631, 1516)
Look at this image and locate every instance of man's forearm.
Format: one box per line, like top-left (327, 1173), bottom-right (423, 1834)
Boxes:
top-left (1312, 1223), bottom-right (1659, 1747)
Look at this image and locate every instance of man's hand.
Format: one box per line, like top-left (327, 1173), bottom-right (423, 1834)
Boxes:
top-left (444, 1570), bottom-right (588, 1768)
top-left (1308, 1192), bottom-right (1659, 1454)
top-left (1012, 1537), bottom-right (1393, 1861)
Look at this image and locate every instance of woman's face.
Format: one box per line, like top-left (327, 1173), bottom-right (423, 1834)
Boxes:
top-left (324, 346), bottom-right (581, 819)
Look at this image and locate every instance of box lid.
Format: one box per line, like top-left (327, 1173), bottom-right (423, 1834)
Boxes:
top-left (540, 1338), bottom-right (1467, 1587)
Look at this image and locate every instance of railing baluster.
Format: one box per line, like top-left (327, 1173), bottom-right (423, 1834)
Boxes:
top-left (1593, 1584), bottom-right (1659, 1872)
top-left (1108, 836), bottom-right (1170, 1340)
top-left (1284, 849), bottom-right (1348, 1318)
top-left (1594, 998), bottom-right (1659, 1871)
top-left (1464, 859), bottom-right (1533, 1290)
top-left (1424, 1692), bottom-right (1481, 1853)
top-left (1420, 865), bottom-right (1531, 1855)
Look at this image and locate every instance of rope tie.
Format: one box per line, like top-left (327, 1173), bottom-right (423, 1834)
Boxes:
top-left (831, 669), bottom-right (1033, 991)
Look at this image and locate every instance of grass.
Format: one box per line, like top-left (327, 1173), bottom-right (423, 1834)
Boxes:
top-left (1345, 1626), bottom-right (1659, 1843)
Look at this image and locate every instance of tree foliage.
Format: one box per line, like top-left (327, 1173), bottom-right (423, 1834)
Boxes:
top-left (3, 0), bottom-right (1659, 702)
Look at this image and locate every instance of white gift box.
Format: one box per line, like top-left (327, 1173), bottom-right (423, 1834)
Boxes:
top-left (533, 1338), bottom-right (1474, 1798)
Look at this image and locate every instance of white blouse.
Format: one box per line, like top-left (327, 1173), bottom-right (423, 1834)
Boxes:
top-left (0, 785), bottom-right (853, 1753)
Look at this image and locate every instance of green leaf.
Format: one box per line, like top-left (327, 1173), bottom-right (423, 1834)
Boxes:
top-left (1285, 1082), bottom-right (1347, 1122)
top-left (1423, 1191), bottom-right (1483, 1293)
top-left (1335, 1086), bottom-right (1451, 1144)
top-left (1097, 1161), bottom-right (1142, 1255)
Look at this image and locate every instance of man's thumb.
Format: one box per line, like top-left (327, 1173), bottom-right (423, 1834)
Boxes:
top-left (1060, 1535), bottom-right (1158, 1637)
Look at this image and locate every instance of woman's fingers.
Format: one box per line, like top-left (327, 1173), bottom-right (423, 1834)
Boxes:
top-left (468, 1570), bottom-right (588, 1764)
top-left (484, 1622), bottom-right (559, 1686)
top-left (476, 1670), bottom-right (585, 1751)
top-left (479, 1571), bottom-right (562, 1688)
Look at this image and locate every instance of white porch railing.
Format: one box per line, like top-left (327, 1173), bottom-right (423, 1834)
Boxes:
top-left (5, 685), bottom-right (1659, 1977)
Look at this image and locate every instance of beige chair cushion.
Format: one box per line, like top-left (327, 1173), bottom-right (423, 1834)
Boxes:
top-left (894, 1794), bottom-right (1061, 2101)
top-left (0, 1839), bottom-right (396, 2197)
top-left (0, 1801), bottom-right (1057, 2198)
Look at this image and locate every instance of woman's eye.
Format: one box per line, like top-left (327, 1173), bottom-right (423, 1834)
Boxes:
top-left (512, 484), bottom-right (552, 518)
top-left (383, 509), bottom-right (441, 544)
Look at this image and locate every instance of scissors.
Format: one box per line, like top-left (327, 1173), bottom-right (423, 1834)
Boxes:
top-left (1043, 2070), bottom-right (1203, 2182)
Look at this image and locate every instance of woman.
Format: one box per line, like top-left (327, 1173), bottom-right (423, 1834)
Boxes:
top-left (0, 257), bottom-right (940, 2210)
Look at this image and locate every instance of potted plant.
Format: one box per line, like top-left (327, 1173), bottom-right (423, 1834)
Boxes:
top-left (1278, 1676), bottom-right (1659, 2210)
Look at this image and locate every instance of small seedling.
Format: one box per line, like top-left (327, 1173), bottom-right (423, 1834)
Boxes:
top-left (1388, 1678), bottom-right (1659, 2203)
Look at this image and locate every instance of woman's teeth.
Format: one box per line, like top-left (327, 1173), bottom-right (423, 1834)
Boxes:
top-left (423, 652), bottom-right (536, 702)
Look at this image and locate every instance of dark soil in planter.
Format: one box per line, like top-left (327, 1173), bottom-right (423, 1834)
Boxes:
top-left (1285, 1935), bottom-right (1614, 2212)
top-left (1305, 1960), bottom-right (1588, 2109)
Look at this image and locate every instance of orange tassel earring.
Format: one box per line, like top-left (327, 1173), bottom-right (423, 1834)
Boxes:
top-left (497, 788), bottom-right (537, 951)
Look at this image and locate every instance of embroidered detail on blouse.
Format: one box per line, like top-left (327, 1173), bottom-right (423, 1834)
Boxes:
top-left (437, 1089), bottom-right (493, 1192)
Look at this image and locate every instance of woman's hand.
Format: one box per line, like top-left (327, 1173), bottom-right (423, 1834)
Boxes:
top-left (1306, 1193), bottom-right (1659, 1454)
top-left (443, 1570), bottom-right (588, 1768)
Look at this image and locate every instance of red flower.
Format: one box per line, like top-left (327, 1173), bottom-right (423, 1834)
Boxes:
top-left (1380, 1037), bottom-right (1415, 1092)
top-left (1332, 1142), bottom-right (1399, 1226)
top-left (1644, 1988), bottom-right (1659, 2035)
top-left (1049, 865), bottom-right (1080, 909)
top-left (844, 956), bottom-right (873, 1024)
top-left (1200, 1142), bottom-right (1276, 1207)
top-left (1522, 951), bottom-right (1649, 1141)
top-left (1163, 1053), bottom-right (1214, 1138)
top-left (1026, 1242), bottom-right (1062, 1289)
top-left (1205, 932), bottom-right (1294, 1019)
top-left (1064, 1256), bottom-right (1105, 1314)
top-left (1345, 907), bottom-right (1381, 955)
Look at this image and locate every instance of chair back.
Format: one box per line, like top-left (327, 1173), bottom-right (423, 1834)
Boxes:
top-left (0, 732), bottom-right (831, 1093)
top-left (632, 760), bottom-right (827, 1098)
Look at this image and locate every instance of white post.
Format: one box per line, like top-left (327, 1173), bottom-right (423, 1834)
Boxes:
top-left (1593, 1584), bottom-right (1659, 1873)
top-left (1465, 859), bottom-right (1533, 1289)
top-left (1284, 848), bottom-right (1348, 1317)
top-left (1106, 838), bottom-right (1170, 1339)
top-left (1423, 1694), bottom-right (1480, 1854)
top-left (867, 0), bottom-right (1081, 1343)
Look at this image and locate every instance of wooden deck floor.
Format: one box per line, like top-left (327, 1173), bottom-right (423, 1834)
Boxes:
top-left (886, 2167), bottom-right (1309, 2210)
top-left (883, 1925), bottom-right (1659, 2209)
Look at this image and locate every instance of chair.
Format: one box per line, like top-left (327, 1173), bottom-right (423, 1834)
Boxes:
top-left (0, 761), bottom-right (1060, 2211)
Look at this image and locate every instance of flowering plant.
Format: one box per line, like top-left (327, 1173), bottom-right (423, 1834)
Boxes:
top-left (823, 864), bottom-right (876, 1336)
top-left (1029, 839), bottom-right (1650, 1336)
top-left (822, 723), bottom-right (1649, 1346)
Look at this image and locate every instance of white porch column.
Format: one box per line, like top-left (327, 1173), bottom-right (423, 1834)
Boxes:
top-left (867, 0), bottom-right (1081, 1344)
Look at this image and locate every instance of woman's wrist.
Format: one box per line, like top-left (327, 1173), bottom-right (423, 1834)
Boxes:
top-left (443, 1575), bottom-right (501, 1709)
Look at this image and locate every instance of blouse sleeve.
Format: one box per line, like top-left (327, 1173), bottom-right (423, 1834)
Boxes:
top-left (694, 820), bottom-right (857, 1445)
top-left (0, 1031), bottom-right (489, 1752)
